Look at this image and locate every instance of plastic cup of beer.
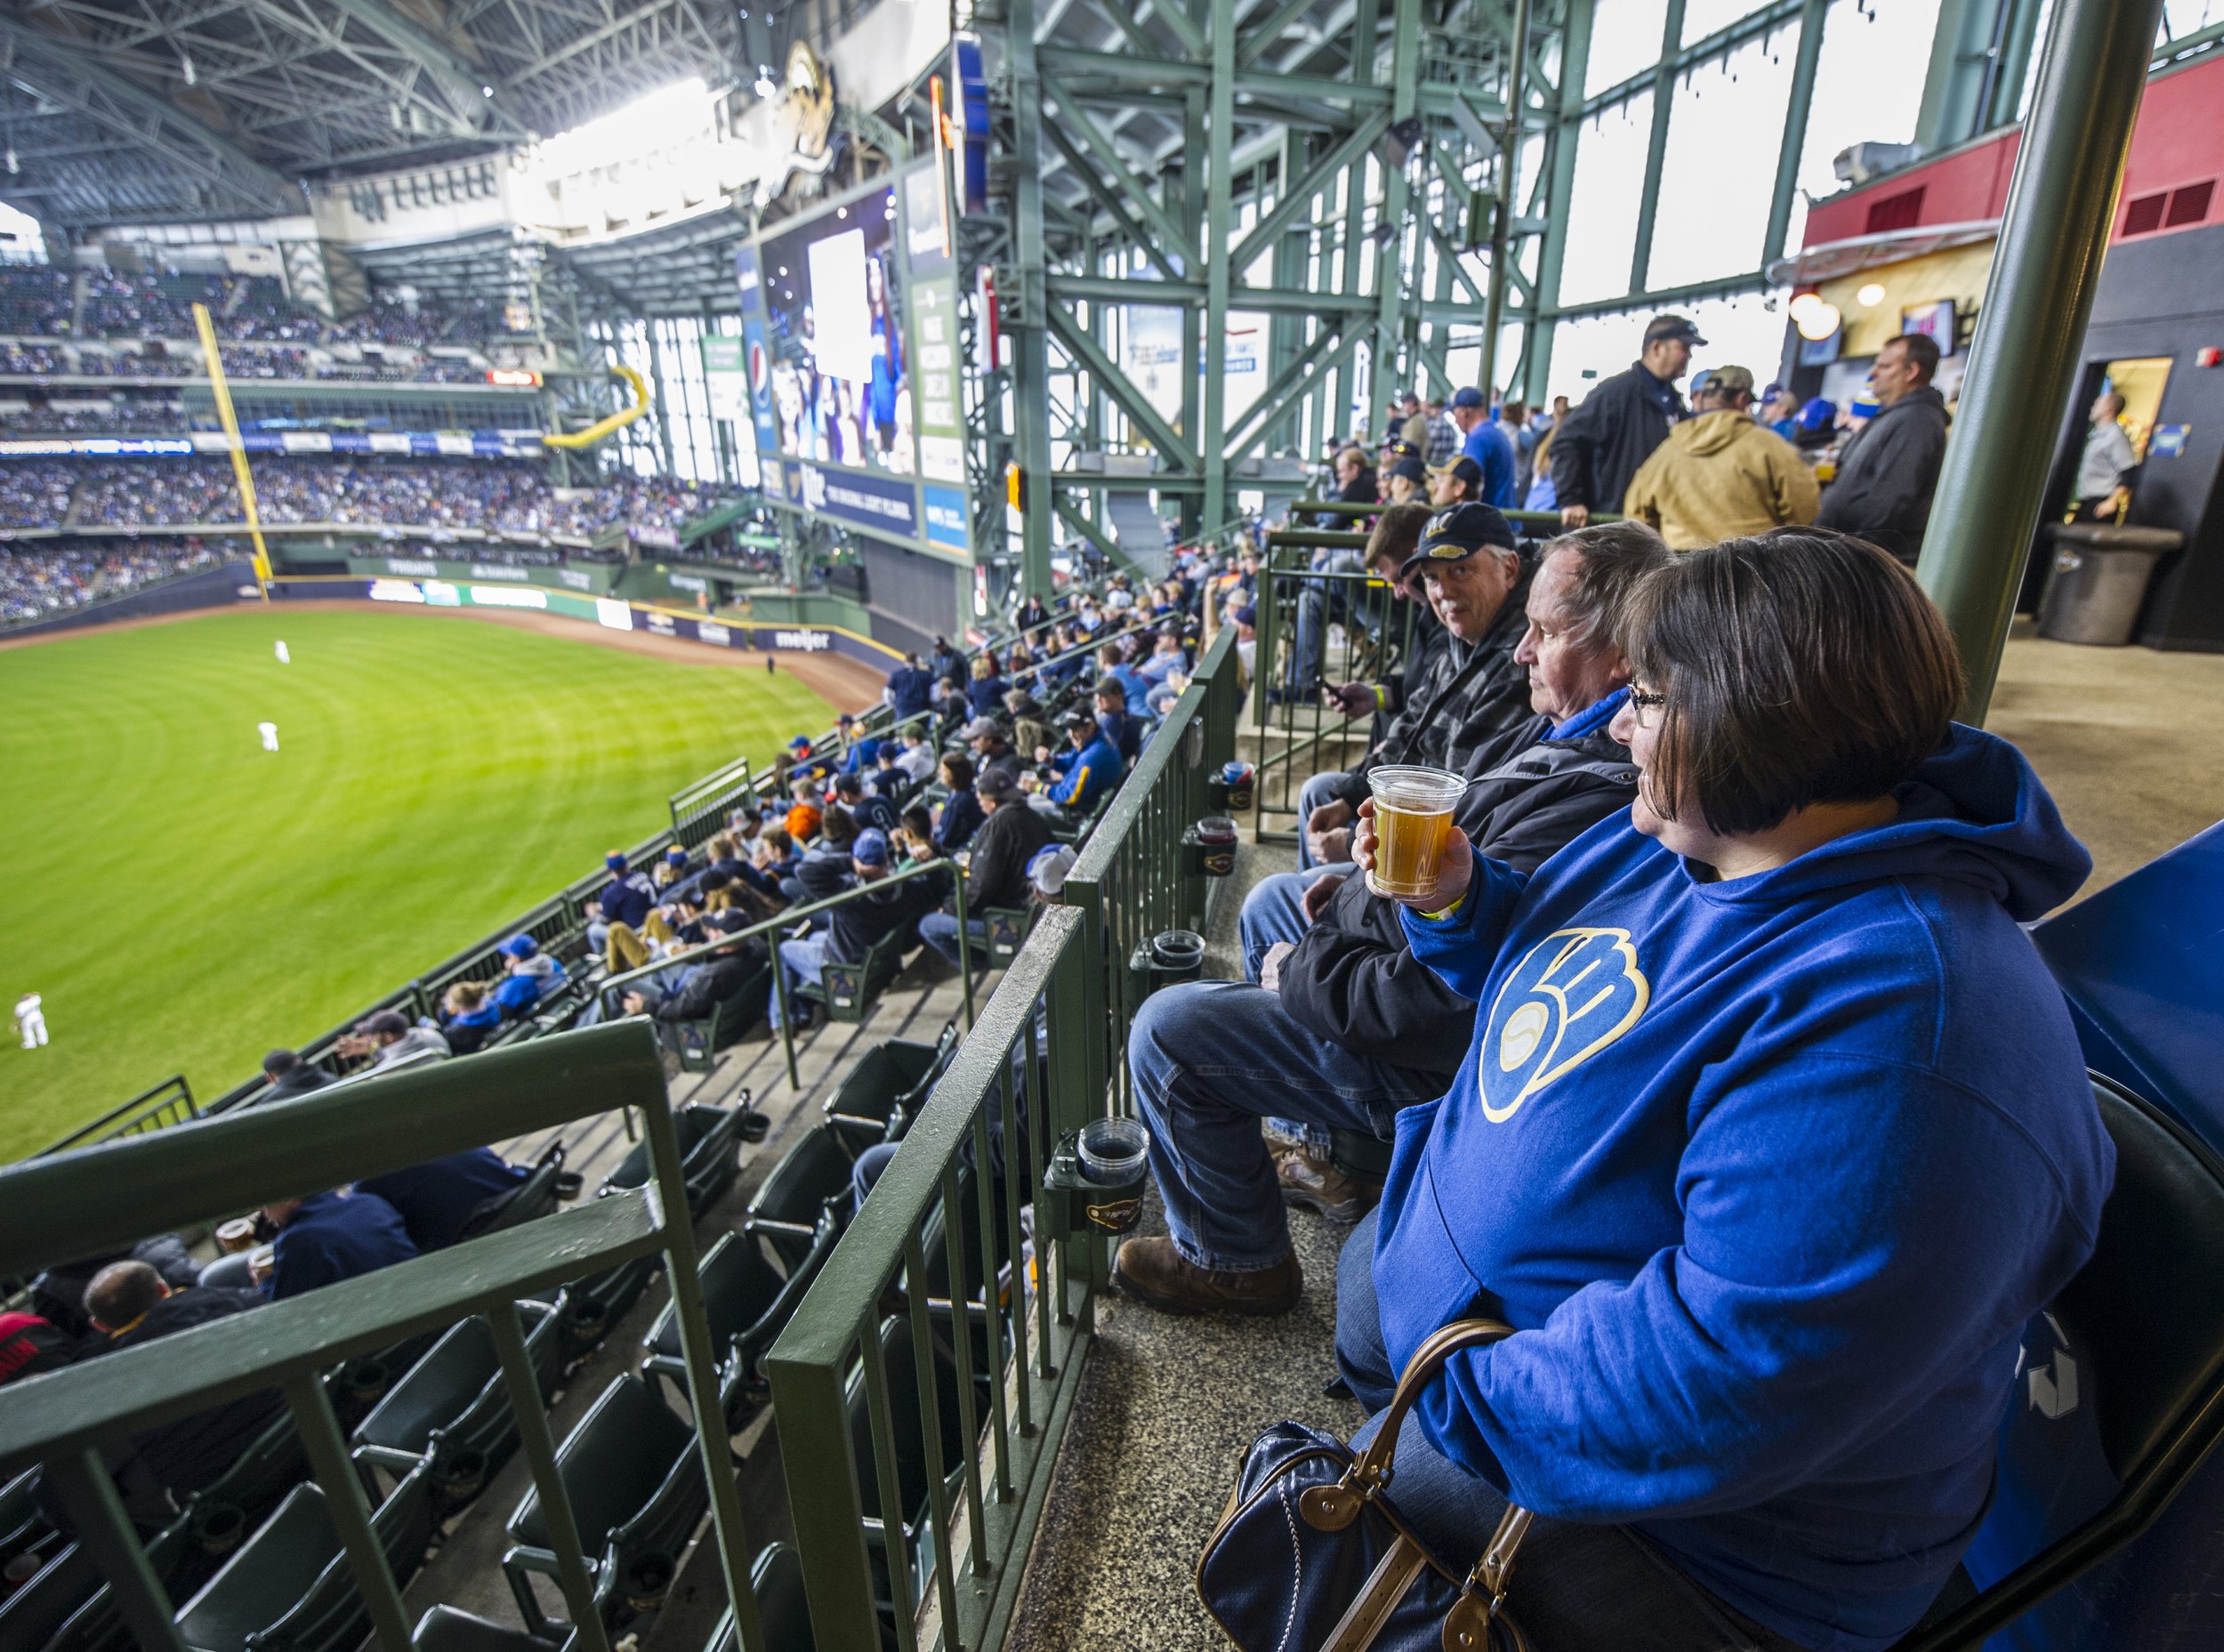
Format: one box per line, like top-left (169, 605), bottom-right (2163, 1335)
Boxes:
top-left (217, 1217), bottom-right (257, 1253)
top-left (1366, 765), bottom-right (1465, 899)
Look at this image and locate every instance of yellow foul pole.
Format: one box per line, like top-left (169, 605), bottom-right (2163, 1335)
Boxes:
top-left (191, 301), bottom-right (271, 599)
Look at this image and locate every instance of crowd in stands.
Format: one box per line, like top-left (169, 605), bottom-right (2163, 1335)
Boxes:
top-left (0, 456), bottom-right (743, 538)
top-left (0, 399), bottom-right (186, 435)
top-left (0, 537), bottom-right (224, 622)
top-left (0, 268), bottom-right (72, 334)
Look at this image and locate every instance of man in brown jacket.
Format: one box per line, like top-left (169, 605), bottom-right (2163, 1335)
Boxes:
top-left (1621, 364), bottom-right (1820, 549)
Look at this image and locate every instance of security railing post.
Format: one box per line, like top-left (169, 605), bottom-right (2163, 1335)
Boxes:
top-left (770, 1354), bottom-right (888, 1651)
top-left (953, 869), bottom-right (976, 1028)
top-left (774, 955), bottom-right (800, 1091)
top-left (47, 1448), bottom-right (190, 1652)
top-left (488, 1303), bottom-right (611, 1652)
top-left (641, 1092), bottom-right (767, 1652)
top-left (281, 1369), bottom-right (415, 1652)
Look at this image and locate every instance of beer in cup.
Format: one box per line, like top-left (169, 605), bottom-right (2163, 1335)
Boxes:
top-left (1366, 765), bottom-right (1465, 900)
top-left (217, 1218), bottom-right (257, 1253)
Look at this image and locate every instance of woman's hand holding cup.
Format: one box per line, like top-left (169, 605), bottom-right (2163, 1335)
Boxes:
top-left (1354, 797), bottom-right (1474, 911)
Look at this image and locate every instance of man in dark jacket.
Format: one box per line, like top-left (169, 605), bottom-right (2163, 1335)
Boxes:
top-left (1814, 333), bottom-right (1950, 562)
top-left (1115, 523), bottom-right (1664, 1314)
top-left (261, 1189), bottom-right (418, 1300)
top-left (885, 655), bottom-right (935, 720)
top-left (261, 1047), bottom-right (332, 1100)
top-left (770, 831), bottom-right (952, 1029)
top-left (356, 1148), bottom-right (529, 1253)
top-left (964, 717), bottom-right (1025, 790)
top-left (627, 911), bottom-right (767, 1027)
top-left (1293, 504), bottom-right (1536, 870)
top-left (1549, 313), bottom-right (1702, 524)
top-left (921, 773), bottom-right (1055, 971)
top-left (78, 1261), bottom-right (286, 1503)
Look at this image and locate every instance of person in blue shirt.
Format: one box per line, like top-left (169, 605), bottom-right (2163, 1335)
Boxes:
top-left (835, 770), bottom-right (899, 835)
top-left (1038, 713), bottom-right (1120, 818)
top-left (931, 753), bottom-right (987, 855)
top-left (492, 934), bottom-right (564, 1018)
top-left (967, 654), bottom-right (1009, 718)
top-left (260, 1189), bottom-right (419, 1300)
top-left (588, 852), bottom-right (657, 955)
top-left (357, 1148), bottom-right (529, 1253)
top-left (1092, 678), bottom-right (1141, 763)
top-left (1447, 385), bottom-right (1517, 508)
top-left (1093, 642), bottom-right (1153, 717)
top-left (884, 655), bottom-right (934, 720)
top-left (1309, 532), bottom-right (2105, 1652)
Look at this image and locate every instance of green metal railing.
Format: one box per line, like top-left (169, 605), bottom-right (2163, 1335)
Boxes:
top-left (768, 905), bottom-right (1097, 1652)
top-left (0, 1024), bottom-right (776, 1652)
top-left (35, 1075), bottom-right (198, 1157)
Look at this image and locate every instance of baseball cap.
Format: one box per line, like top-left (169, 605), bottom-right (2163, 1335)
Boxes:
top-left (665, 845), bottom-right (688, 863)
top-left (1382, 439), bottom-right (1422, 463)
top-left (1449, 387), bottom-right (1487, 410)
top-left (1761, 381), bottom-right (1788, 403)
top-left (604, 851), bottom-right (628, 872)
top-left (356, 1010), bottom-right (410, 1037)
top-left (1061, 712), bottom-right (1094, 737)
top-left (837, 712), bottom-right (856, 725)
top-left (1706, 364), bottom-right (1756, 399)
top-left (710, 908), bottom-right (750, 934)
top-left (963, 716), bottom-right (1004, 740)
top-left (1230, 603), bottom-right (1257, 627)
top-left (1796, 396), bottom-right (1837, 432)
top-left (503, 933), bottom-right (539, 958)
top-left (1429, 455), bottom-right (1484, 488)
top-left (852, 829), bottom-right (890, 866)
top-left (1398, 503), bottom-right (1519, 580)
top-left (1028, 844), bottom-right (1079, 898)
top-left (1389, 456), bottom-right (1427, 484)
top-left (976, 772), bottom-right (1024, 804)
top-left (1644, 313), bottom-right (1708, 348)
top-left (786, 735), bottom-right (812, 751)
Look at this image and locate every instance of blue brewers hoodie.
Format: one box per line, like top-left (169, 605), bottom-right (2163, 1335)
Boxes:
top-left (1386, 725), bottom-right (2114, 1651)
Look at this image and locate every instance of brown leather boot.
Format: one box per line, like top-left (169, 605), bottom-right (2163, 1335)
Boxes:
top-left (1110, 1237), bottom-right (1301, 1316)
top-left (1274, 1143), bottom-right (1381, 1223)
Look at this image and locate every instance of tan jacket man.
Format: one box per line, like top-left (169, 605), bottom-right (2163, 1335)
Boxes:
top-left (1622, 365), bottom-right (1820, 549)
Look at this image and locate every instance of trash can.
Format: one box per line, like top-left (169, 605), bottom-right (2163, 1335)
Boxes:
top-left (2035, 524), bottom-right (2182, 646)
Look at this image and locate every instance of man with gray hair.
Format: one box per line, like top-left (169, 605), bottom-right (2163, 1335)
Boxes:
top-left (1116, 522), bottom-right (1671, 1314)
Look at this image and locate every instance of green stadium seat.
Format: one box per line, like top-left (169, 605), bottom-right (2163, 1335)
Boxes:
top-left (796, 927), bottom-right (908, 1025)
top-left (640, 1230), bottom-right (826, 1426)
top-left (597, 1102), bottom-right (747, 1217)
top-left (351, 1299), bottom-right (563, 1496)
top-left (29, 1516), bottom-right (195, 1652)
top-left (745, 1126), bottom-right (855, 1271)
top-left (459, 1146), bottom-right (569, 1242)
top-left (502, 1375), bottom-right (709, 1636)
top-left (186, 1410), bottom-right (309, 1536)
top-left (703, 1542), bottom-right (818, 1652)
top-left (0, 1541), bottom-right (101, 1652)
top-left (173, 1463), bottom-right (436, 1652)
top-left (409, 1605), bottom-right (557, 1652)
top-left (820, 1029), bottom-right (955, 1136)
top-left (0, 1465), bottom-right (44, 1557)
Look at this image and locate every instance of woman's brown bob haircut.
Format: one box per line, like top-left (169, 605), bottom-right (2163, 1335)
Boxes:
top-left (1617, 529), bottom-right (1964, 837)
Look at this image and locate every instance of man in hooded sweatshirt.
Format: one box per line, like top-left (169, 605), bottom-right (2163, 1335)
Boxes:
top-left (1621, 365), bottom-right (1819, 549)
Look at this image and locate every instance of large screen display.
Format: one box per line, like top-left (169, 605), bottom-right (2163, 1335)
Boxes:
top-left (759, 187), bottom-right (913, 475)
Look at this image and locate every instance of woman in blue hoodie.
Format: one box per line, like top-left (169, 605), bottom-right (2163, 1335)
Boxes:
top-left (1339, 531), bottom-right (2113, 1652)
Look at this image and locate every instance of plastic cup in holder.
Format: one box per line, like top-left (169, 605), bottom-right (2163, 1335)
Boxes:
top-left (191, 1503), bottom-right (246, 1557)
top-left (624, 1552), bottom-right (675, 1613)
top-left (1150, 929), bottom-right (1205, 973)
top-left (1078, 1116), bottom-right (1150, 1186)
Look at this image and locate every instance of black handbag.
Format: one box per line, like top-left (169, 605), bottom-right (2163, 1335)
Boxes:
top-left (1197, 1319), bottom-right (1536, 1652)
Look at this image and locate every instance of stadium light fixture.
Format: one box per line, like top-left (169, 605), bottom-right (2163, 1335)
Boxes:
top-left (1794, 301), bottom-right (1841, 342)
top-left (1856, 282), bottom-right (1887, 308)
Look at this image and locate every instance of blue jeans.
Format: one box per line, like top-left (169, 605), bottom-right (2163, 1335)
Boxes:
top-left (1126, 980), bottom-right (1442, 1273)
top-left (1288, 552), bottom-right (1363, 689)
top-left (771, 934), bottom-right (827, 1028)
top-left (1296, 770), bottom-right (1353, 870)
top-left (1238, 866), bottom-right (1350, 982)
top-left (919, 910), bottom-right (986, 972)
top-left (1334, 1213), bottom-right (1805, 1652)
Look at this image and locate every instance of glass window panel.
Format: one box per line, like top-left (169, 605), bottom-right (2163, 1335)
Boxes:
top-left (1557, 92), bottom-right (1656, 307)
top-left (1645, 29), bottom-right (1801, 289)
top-left (1546, 288), bottom-right (1790, 408)
top-left (1585, 0), bottom-right (1672, 98)
top-left (1683, 0), bottom-right (1774, 45)
top-left (1782, 0), bottom-right (1945, 254)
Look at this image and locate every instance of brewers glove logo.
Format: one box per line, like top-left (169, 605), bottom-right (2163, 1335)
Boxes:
top-left (1481, 928), bottom-right (1649, 1122)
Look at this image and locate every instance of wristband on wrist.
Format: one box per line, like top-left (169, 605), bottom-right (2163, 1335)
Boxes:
top-left (1417, 890), bottom-right (1466, 922)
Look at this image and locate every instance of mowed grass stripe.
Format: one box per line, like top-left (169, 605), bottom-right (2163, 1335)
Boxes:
top-left (0, 608), bottom-right (834, 1160)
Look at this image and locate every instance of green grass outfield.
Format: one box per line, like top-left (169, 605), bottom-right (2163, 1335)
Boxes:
top-left (0, 607), bottom-right (834, 1161)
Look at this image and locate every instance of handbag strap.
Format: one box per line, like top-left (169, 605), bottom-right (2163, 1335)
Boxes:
top-left (1299, 1318), bottom-right (1536, 1616)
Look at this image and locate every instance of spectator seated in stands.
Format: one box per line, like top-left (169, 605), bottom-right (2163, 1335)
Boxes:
top-left (885, 654), bottom-right (935, 721)
top-left (836, 770), bottom-right (900, 836)
top-left (965, 717), bottom-right (1025, 791)
top-left (337, 1008), bottom-right (450, 1071)
top-left (652, 845), bottom-right (691, 893)
top-left (1093, 678), bottom-right (1142, 765)
top-left (894, 726), bottom-right (941, 786)
top-left (895, 807), bottom-right (939, 866)
top-left (783, 776), bottom-right (825, 843)
top-left (260, 1046), bottom-right (332, 1100)
top-left (253, 1189), bottom-right (418, 1300)
top-left (785, 806), bottom-right (858, 907)
top-left (1004, 690), bottom-right (1051, 764)
top-left (770, 830), bottom-right (951, 1031)
top-left (1132, 526), bottom-right (1664, 1245)
top-left (1135, 624), bottom-right (1190, 691)
top-left (921, 772), bottom-right (1052, 973)
top-left (932, 753), bottom-right (985, 856)
top-left (1296, 504), bottom-right (1538, 871)
top-left (753, 826), bottom-right (798, 892)
top-left (74, 1262), bottom-right (285, 1511)
top-left (1096, 643), bottom-right (1153, 718)
top-left (1315, 504), bottom-right (1443, 737)
top-left (1290, 529), bottom-right (2115, 1652)
top-left (31, 1238), bottom-right (200, 1341)
top-left (355, 1148), bottom-right (529, 1253)
top-left (832, 713), bottom-right (865, 772)
top-left (440, 980), bottom-right (505, 1055)
top-left (618, 909), bottom-right (765, 1030)
top-left (968, 654), bottom-right (1010, 718)
top-left (492, 933), bottom-right (565, 1018)
top-left (589, 851), bottom-right (657, 954)
top-left (1027, 713), bottom-right (1122, 822)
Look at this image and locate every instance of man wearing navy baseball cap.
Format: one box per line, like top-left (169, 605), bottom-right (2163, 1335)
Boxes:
top-left (1427, 453), bottom-right (1484, 508)
top-left (1446, 386), bottom-right (1517, 509)
top-left (769, 826), bottom-right (954, 1029)
top-left (1547, 311), bottom-right (1705, 527)
top-left (1382, 453), bottom-right (1429, 506)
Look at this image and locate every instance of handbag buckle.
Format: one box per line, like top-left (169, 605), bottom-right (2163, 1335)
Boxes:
top-left (1296, 1457), bottom-right (1390, 1530)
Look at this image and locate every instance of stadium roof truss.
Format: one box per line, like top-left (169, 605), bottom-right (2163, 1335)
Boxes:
top-left (0, 0), bottom-right (740, 226)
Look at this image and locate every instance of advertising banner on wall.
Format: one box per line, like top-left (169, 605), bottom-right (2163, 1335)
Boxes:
top-left (802, 463), bottom-right (920, 538)
top-left (904, 162), bottom-right (966, 496)
top-left (733, 245), bottom-right (785, 463)
top-left (700, 334), bottom-right (750, 426)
